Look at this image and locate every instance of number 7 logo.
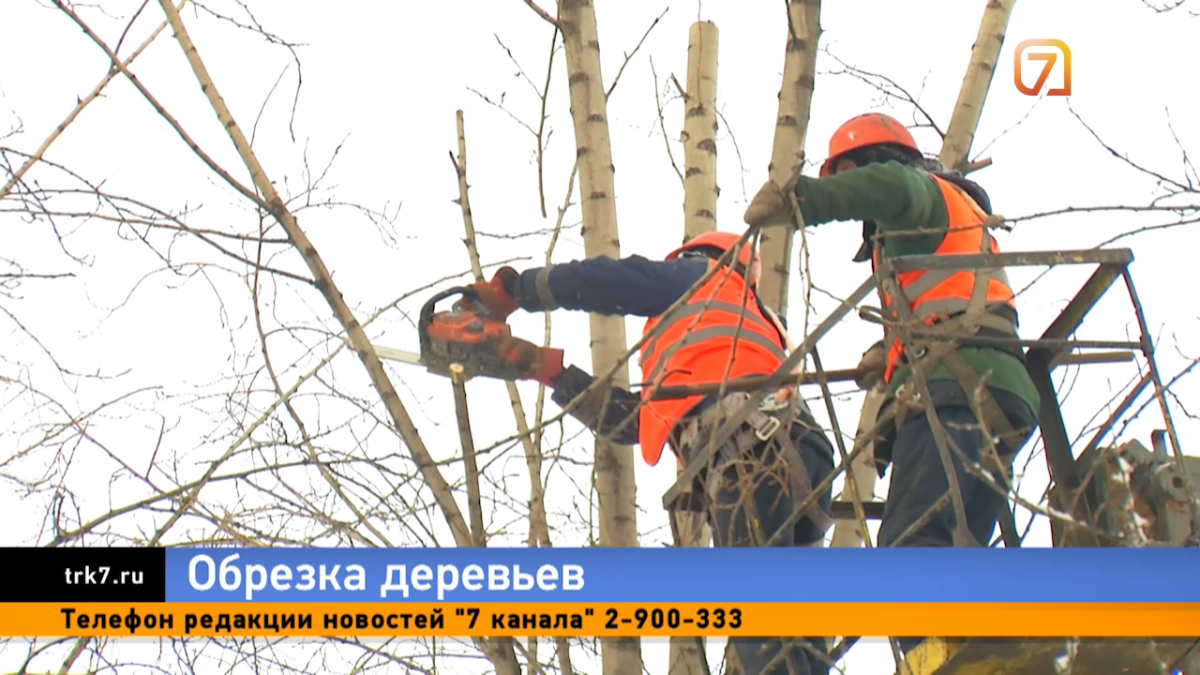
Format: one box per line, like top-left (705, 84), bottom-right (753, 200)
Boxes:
top-left (1014, 39), bottom-right (1071, 96)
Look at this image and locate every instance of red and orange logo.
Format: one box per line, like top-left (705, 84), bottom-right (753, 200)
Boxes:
top-left (1014, 39), bottom-right (1071, 96)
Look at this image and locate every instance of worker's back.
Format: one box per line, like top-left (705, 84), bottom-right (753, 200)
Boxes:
top-left (636, 256), bottom-right (788, 466)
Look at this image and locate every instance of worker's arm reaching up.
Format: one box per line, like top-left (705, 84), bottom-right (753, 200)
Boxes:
top-left (792, 161), bottom-right (945, 231)
top-left (466, 254), bottom-right (718, 446)
top-left (742, 160), bottom-right (992, 383)
top-left (743, 159), bottom-right (1041, 415)
top-left (744, 160), bottom-right (957, 256)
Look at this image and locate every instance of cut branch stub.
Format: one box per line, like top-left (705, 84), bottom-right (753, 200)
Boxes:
top-left (938, 0), bottom-right (1017, 172)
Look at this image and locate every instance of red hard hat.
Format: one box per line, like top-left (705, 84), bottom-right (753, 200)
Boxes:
top-left (819, 112), bottom-right (922, 177)
top-left (666, 231), bottom-right (762, 288)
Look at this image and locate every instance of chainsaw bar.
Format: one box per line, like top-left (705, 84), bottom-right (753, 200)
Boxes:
top-left (372, 345), bottom-right (424, 366)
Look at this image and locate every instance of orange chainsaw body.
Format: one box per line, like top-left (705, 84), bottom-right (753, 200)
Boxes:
top-left (418, 287), bottom-right (523, 380)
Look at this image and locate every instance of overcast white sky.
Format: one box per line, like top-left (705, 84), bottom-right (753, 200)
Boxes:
top-left (2, 0), bottom-right (1198, 673)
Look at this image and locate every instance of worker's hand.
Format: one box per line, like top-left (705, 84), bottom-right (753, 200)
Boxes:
top-left (854, 341), bottom-right (887, 391)
top-left (496, 335), bottom-right (564, 387)
top-left (743, 178), bottom-right (798, 227)
top-left (466, 267), bottom-right (520, 320)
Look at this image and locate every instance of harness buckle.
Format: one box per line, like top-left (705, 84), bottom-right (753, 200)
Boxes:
top-left (754, 416), bottom-right (782, 442)
top-left (757, 390), bottom-right (791, 413)
top-left (894, 382), bottom-right (920, 407)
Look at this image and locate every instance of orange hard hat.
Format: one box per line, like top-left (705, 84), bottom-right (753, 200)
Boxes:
top-left (666, 231), bottom-right (762, 288)
top-left (819, 112), bottom-right (922, 177)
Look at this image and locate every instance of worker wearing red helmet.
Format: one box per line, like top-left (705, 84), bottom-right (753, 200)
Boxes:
top-left (744, 111), bottom-right (1042, 652)
top-left (465, 230), bottom-right (836, 675)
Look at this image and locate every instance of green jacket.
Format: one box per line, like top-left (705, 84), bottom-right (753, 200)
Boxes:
top-left (792, 161), bottom-right (1041, 414)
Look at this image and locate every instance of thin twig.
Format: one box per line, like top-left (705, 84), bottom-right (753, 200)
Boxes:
top-left (149, 0), bottom-right (472, 546)
top-left (449, 109), bottom-right (550, 550)
top-left (521, 0), bottom-right (560, 26)
top-left (1, 0), bottom-right (190, 201)
top-left (605, 8), bottom-right (668, 100)
top-left (450, 364), bottom-right (487, 547)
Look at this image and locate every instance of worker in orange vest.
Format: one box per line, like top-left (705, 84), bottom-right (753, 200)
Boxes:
top-left (465, 231), bottom-right (836, 675)
top-left (743, 111), bottom-right (1042, 656)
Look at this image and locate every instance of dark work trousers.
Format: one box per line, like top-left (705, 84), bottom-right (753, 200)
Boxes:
top-left (696, 415), bottom-right (836, 675)
top-left (875, 385), bottom-right (1038, 656)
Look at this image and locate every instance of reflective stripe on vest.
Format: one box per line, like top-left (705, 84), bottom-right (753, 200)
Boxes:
top-left (640, 300), bottom-right (780, 368)
top-left (637, 260), bottom-right (787, 467)
top-left (873, 174), bottom-right (1018, 383)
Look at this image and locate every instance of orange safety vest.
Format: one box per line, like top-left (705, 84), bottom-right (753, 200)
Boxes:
top-left (873, 174), bottom-right (1018, 383)
top-left (637, 259), bottom-right (788, 466)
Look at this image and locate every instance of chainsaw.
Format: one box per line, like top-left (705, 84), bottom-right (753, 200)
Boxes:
top-left (371, 286), bottom-right (525, 381)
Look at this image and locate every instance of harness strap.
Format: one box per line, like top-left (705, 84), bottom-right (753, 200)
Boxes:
top-left (939, 350), bottom-right (1032, 467)
top-left (882, 307), bottom-right (1022, 366)
top-left (881, 183), bottom-right (1028, 458)
top-left (775, 432), bottom-right (835, 534)
top-left (886, 318), bottom-right (1030, 469)
top-left (940, 179), bottom-right (1008, 231)
top-left (879, 177), bottom-right (1016, 353)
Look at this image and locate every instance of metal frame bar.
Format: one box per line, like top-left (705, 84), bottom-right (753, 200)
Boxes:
top-left (1119, 269), bottom-right (1199, 543)
top-left (1027, 260), bottom-right (1129, 545)
top-left (874, 248), bottom-right (1134, 275)
top-left (874, 249), bottom-right (1150, 549)
top-left (645, 352), bottom-right (1131, 401)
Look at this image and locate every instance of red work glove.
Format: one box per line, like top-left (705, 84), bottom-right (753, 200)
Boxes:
top-left (466, 267), bottom-right (520, 320)
top-left (496, 335), bottom-right (564, 387)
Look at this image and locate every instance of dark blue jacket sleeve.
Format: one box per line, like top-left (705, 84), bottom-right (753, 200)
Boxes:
top-left (513, 253), bottom-right (763, 446)
top-left (549, 365), bottom-right (641, 446)
top-left (511, 255), bottom-right (709, 316)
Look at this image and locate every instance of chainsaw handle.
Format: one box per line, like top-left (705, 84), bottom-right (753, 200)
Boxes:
top-left (418, 286), bottom-right (485, 333)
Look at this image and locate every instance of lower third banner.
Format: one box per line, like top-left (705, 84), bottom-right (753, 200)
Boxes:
top-left (4, 547), bottom-right (1200, 637)
top-left (7, 602), bottom-right (1200, 638)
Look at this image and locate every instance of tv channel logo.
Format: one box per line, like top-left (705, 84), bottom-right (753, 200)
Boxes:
top-left (1013, 39), bottom-right (1071, 96)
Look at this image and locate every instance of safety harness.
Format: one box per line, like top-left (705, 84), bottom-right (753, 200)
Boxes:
top-left (668, 295), bottom-right (835, 538)
top-left (673, 389), bottom-right (835, 537)
top-left (870, 179), bottom-right (1034, 473)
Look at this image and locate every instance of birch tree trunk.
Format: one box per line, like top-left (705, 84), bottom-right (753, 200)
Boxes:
top-left (727, 4), bottom-right (823, 673)
top-left (829, 394), bottom-right (883, 547)
top-left (555, 1), bottom-right (642, 673)
top-left (754, 0), bottom-right (822, 321)
top-left (681, 21), bottom-right (720, 242)
top-left (669, 21), bottom-right (718, 675)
